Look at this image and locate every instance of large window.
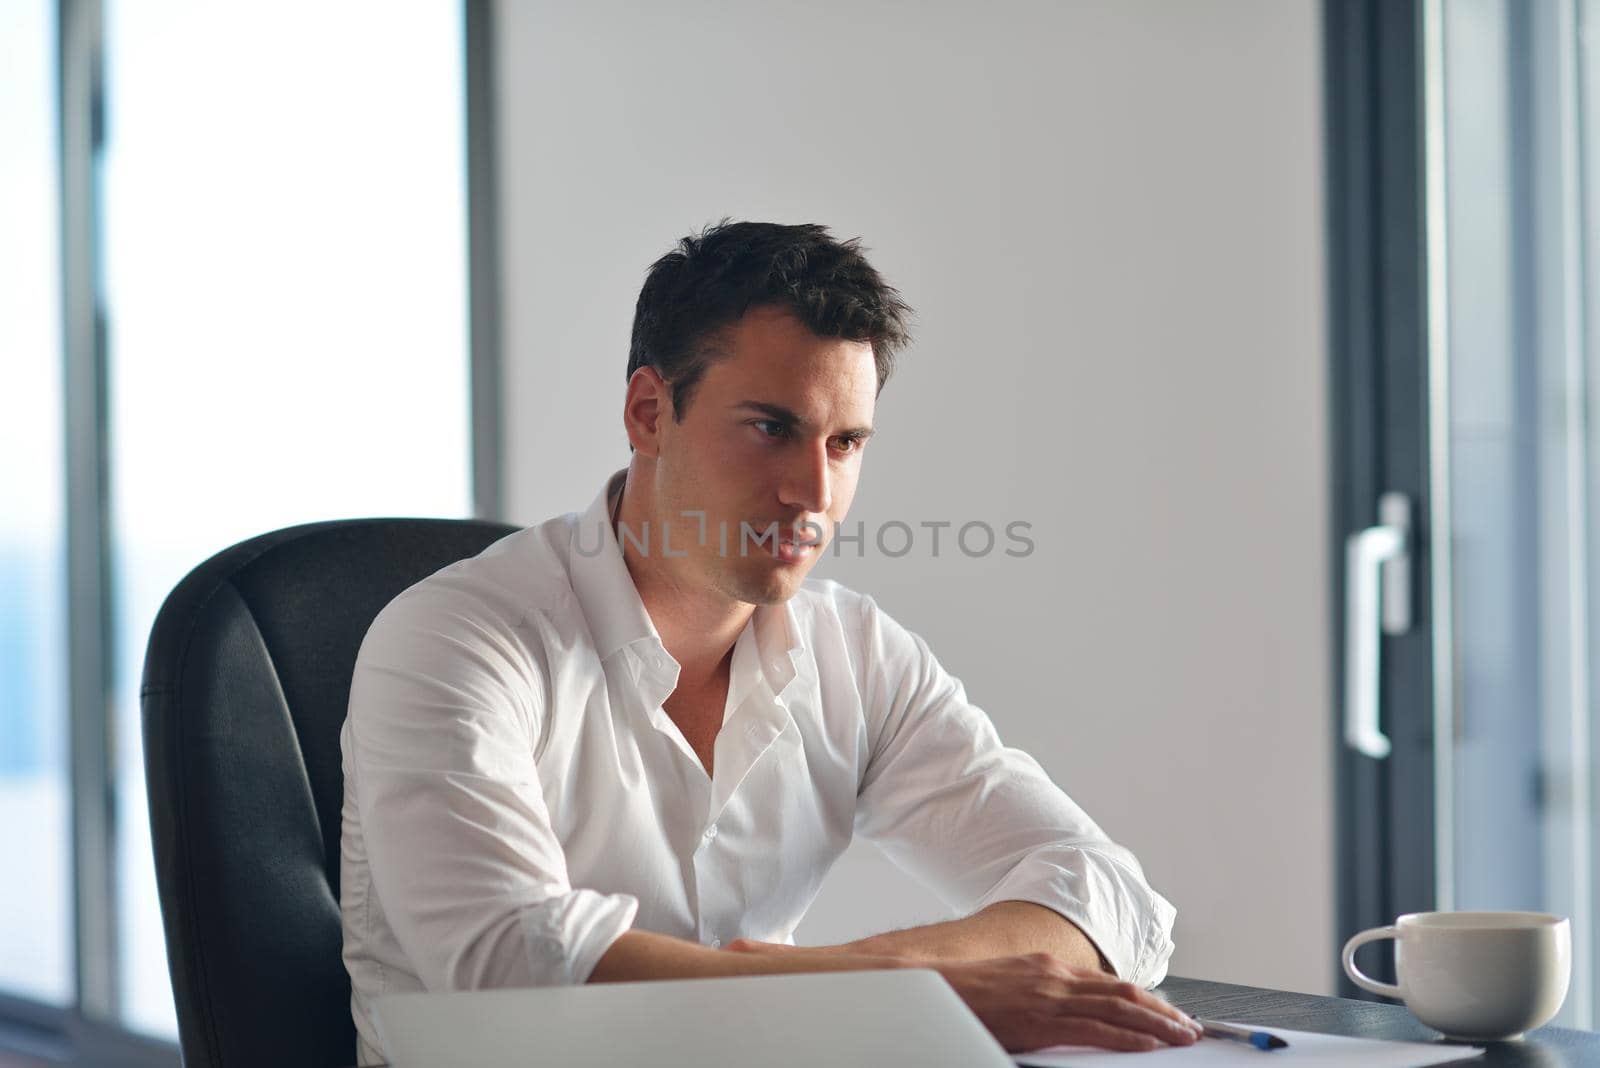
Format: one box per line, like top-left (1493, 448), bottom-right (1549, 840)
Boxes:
top-left (1435, 0), bottom-right (1600, 1029)
top-left (102, 0), bottom-right (473, 1036)
top-left (0, 0), bottom-right (72, 1011)
top-left (2, 0), bottom-right (482, 1059)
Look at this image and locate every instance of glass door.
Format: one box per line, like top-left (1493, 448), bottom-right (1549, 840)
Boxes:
top-left (1335, 0), bottom-right (1600, 1030)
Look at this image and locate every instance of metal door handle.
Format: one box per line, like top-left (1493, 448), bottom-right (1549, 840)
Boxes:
top-left (1344, 492), bottom-right (1412, 759)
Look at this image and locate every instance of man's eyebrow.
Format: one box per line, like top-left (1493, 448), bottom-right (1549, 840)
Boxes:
top-left (731, 401), bottom-right (875, 439)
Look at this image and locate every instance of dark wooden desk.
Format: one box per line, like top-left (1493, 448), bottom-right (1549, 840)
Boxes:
top-left (1159, 976), bottom-right (1599, 1066)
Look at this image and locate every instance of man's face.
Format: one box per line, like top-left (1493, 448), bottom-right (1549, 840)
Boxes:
top-left (646, 304), bottom-right (877, 606)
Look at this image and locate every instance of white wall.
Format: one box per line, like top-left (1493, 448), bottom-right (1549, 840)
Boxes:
top-left (494, 0), bottom-right (1333, 995)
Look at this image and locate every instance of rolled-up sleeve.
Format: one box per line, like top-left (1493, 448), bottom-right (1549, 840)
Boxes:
top-left (851, 594), bottom-right (1176, 987)
top-left (344, 586), bottom-right (638, 990)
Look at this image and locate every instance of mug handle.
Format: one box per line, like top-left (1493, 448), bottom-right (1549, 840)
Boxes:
top-left (1342, 925), bottom-right (1404, 998)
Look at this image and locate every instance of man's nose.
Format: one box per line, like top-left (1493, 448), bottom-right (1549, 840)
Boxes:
top-left (778, 439), bottom-right (833, 516)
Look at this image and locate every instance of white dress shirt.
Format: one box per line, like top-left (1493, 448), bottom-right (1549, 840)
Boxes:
top-left (339, 470), bottom-right (1177, 1063)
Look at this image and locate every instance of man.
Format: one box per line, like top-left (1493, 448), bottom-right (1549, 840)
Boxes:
top-left (340, 220), bottom-right (1192, 1063)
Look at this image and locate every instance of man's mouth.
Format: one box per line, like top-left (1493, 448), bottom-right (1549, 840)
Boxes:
top-left (773, 529), bottom-right (822, 562)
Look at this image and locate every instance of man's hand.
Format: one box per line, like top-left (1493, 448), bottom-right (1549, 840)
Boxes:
top-left (938, 953), bottom-right (1201, 1053)
top-left (725, 941), bottom-right (1199, 1053)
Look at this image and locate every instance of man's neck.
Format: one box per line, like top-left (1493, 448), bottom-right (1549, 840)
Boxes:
top-left (612, 470), bottom-right (752, 688)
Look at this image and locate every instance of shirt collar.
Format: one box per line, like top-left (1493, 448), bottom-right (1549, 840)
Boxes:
top-left (566, 468), bottom-right (808, 687)
top-left (568, 468), bottom-right (661, 661)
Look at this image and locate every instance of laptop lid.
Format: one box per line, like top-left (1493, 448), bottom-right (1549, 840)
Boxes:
top-left (373, 967), bottom-right (1014, 1068)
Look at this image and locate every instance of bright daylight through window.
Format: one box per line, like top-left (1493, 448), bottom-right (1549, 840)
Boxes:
top-left (0, 0), bottom-right (474, 1044)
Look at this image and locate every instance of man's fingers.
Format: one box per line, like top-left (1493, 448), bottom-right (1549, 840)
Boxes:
top-left (1045, 1017), bottom-right (1163, 1053)
top-left (1053, 994), bottom-right (1202, 1046)
top-left (1143, 989), bottom-right (1203, 1029)
top-left (1131, 987), bottom-right (1197, 1029)
top-left (1066, 976), bottom-right (1196, 1030)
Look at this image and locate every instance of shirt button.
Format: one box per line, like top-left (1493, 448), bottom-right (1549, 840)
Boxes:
top-left (703, 823), bottom-right (719, 840)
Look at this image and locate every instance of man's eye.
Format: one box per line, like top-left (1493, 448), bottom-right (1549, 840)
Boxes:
top-left (831, 436), bottom-right (863, 454)
top-left (754, 420), bottom-right (789, 439)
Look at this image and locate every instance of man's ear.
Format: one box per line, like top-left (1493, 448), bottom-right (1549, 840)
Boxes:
top-left (623, 367), bottom-right (671, 457)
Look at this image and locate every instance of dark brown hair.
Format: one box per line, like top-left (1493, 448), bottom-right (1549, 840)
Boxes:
top-left (627, 219), bottom-right (914, 419)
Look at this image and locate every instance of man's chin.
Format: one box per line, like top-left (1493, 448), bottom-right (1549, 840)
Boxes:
top-left (719, 559), bottom-right (810, 606)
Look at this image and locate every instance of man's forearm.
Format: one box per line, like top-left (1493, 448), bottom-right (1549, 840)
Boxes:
top-left (587, 928), bottom-right (912, 983)
top-left (838, 901), bottom-right (1112, 974)
top-left (592, 900), bottom-right (1112, 984)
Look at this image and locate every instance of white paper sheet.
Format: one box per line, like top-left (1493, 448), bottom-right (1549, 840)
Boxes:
top-left (1013, 1024), bottom-right (1484, 1067)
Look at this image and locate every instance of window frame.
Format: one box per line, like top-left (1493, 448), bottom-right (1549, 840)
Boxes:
top-left (1324, 0), bottom-right (1446, 997)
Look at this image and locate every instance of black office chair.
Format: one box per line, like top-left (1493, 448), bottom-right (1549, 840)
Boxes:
top-left (140, 517), bottom-right (517, 1068)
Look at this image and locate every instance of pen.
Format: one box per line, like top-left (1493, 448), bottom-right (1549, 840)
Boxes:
top-left (1192, 1017), bottom-right (1289, 1051)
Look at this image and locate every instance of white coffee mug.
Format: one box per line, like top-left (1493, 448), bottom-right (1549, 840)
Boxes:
top-left (1342, 911), bottom-right (1571, 1041)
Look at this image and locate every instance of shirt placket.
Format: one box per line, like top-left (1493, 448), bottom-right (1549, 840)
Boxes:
top-left (692, 652), bottom-right (808, 947)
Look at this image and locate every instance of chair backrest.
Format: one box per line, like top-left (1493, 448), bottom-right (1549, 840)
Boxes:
top-left (140, 517), bottom-right (517, 1068)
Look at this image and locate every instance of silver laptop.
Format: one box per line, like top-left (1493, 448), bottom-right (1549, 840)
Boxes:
top-left (373, 968), bottom-right (1014, 1067)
